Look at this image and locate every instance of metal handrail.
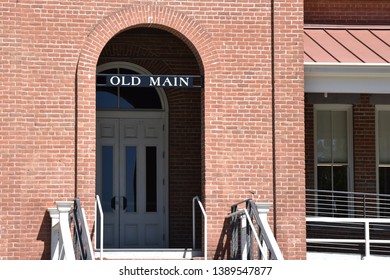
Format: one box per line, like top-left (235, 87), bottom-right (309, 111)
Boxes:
top-left (308, 189), bottom-right (390, 198)
top-left (192, 196), bottom-right (208, 260)
top-left (230, 199), bottom-right (283, 260)
top-left (306, 189), bottom-right (390, 218)
top-left (73, 198), bottom-right (95, 260)
top-left (95, 195), bottom-right (104, 260)
top-left (247, 200), bottom-right (283, 259)
top-left (307, 217), bottom-right (390, 259)
top-left (230, 199), bottom-right (250, 209)
top-left (228, 209), bottom-right (268, 258)
top-left (73, 199), bottom-right (86, 259)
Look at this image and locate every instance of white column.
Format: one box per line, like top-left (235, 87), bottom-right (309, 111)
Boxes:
top-left (56, 201), bottom-right (75, 260)
top-left (256, 203), bottom-right (271, 259)
top-left (255, 202), bottom-right (284, 260)
top-left (256, 202), bottom-right (272, 219)
top-left (47, 208), bottom-right (60, 260)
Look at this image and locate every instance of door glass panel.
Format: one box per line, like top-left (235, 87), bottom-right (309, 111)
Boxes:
top-left (125, 146), bottom-right (137, 212)
top-left (146, 146), bottom-right (157, 212)
top-left (102, 146), bottom-right (114, 212)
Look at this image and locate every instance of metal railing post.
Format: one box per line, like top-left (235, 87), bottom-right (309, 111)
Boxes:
top-left (192, 197), bottom-right (196, 250)
top-left (365, 220), bottom-right (370, 259)
top-left (231, 204), bottom-right (239, 259)
top-left (192, 196), bottom-right (208, 260)
top-left (95, 195), bottom-right (104, 260)
top-left (241, 214), bottom-right (247, 260)
top-left (307, 189), bottom-right (390, 219)
top-left (363, 194), bottom-right (366, 218)
top-left (245, 200), bottom-right (253, 260)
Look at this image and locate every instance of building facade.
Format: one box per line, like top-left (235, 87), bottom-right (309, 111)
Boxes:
top-left (304, 0), bottom-right (390, 258)
top-left (1, 0), bottom-right (389, 260)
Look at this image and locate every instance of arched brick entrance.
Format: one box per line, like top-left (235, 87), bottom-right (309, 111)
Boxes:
top-left (75, 4), bottom-right (220, 256)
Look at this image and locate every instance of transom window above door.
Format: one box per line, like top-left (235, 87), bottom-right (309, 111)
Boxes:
top-left (96, 67), bottom-right (163, 110)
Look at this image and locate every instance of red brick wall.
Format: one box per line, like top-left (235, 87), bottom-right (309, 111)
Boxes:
top-left (305, 0), bottom-right (390, 25)
top-left (0, 0), bottom-right (305, 260)
top-left (0, 2), bottom-right (77, 260)
top-left (273, 0), bottom-right (306, 260)
top-left (353, 95), bottom-right (377, 193)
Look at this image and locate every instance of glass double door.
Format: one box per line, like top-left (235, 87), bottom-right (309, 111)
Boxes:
top-left (96, 117), bottom-right (166, 248)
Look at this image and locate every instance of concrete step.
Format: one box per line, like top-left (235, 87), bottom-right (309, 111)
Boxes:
top-left (94, 248), bottom-right (203, 260)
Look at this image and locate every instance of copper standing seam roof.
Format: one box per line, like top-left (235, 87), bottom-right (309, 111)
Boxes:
top-left (304, 25), bottom-right (390, 63)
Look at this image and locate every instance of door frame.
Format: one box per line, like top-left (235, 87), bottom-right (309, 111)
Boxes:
top-left (96, 111), bottom-right (169, 248)
top-left (96, 62), bottom-right (169, 248)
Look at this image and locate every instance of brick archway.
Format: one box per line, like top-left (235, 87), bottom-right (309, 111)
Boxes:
top-left (77, 4), bottom-right (219, 80)
top-left (75, 3), bottom-right (220, 253)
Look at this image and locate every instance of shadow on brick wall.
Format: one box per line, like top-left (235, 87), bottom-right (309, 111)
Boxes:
top-left (37, 211), bottom-right (51, 260)
top-left (213, 217), bottom-right (231, 260)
